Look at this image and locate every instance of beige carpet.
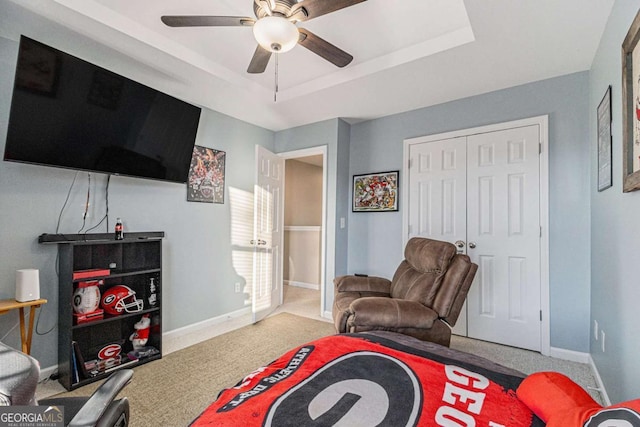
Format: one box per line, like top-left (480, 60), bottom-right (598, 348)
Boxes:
top-left (54, 313), bottom-right (336, 427)
top-left (51, 308), bottom-right (604, 424)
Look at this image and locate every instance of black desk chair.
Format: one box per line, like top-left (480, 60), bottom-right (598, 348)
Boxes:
top-left (0, 341), bottom-right (132, 427)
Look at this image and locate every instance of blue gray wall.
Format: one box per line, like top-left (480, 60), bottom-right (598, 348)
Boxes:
top-left (274, 118), bottom-right (351, 312)
top-left (589, 0), bottom-right (640, 404)
top-left (0, 24), bottom-right (273, 369)
top-left (348, 72), bottom-right (592, 353)
top-left (3, 0), bottom-right (636, 404)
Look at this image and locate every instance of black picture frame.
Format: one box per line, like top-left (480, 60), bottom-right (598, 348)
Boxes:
top-left (187, 145), bottom-right (226, 203)
top-left (352, 170), bottom-right (399, 212)
top-left (597, 85), bottom-right (612, 191)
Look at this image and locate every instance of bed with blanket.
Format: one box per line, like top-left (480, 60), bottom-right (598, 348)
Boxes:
top-left (190, 331), bottom-right (640, 426)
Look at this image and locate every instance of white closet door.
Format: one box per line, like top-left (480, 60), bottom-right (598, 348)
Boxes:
top-left (406, 124), bottom-right (542, 351)
top-left (408, 136), bottom-right (467, 243)
top-left (408, 136), bottom-right (468, 335)
top-left (466, 125), bottom-right (541, 351)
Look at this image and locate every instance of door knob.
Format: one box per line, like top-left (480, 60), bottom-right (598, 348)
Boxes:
top-left (468, 242), bottom-right (476, 249)
top-left (455, 240), bottom-right (465, 248)
top-left (250, 239), bottom-right (267, 245)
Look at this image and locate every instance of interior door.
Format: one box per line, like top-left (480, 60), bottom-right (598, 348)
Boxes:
top-left (466, 125), bottom-right (541, 351)
top-left (408, 136), bottom-right (467, 243)
top-left (407, 124), bottom-right (542, 351)
top-left (408, 136), bottom-right (468, 335)
top-left (252, 145), bottom-right (285, 323)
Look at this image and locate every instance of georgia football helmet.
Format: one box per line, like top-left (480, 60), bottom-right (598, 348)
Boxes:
top-left (73, 285), bottom-right (101, 314)
top-left (101, 285), bottom-right (143, 315)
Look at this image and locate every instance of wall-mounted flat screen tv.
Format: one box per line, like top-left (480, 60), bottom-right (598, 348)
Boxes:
top-left (3, 36), bottom-right (202, 184)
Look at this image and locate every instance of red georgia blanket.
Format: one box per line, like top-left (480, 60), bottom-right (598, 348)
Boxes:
top-left (191, 333), bottom-right (543, 426)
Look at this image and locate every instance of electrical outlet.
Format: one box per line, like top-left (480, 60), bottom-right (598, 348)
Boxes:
top-left (594, 320), bottom-right (598, 340)
top-left (601, 330), bottom-right (606, 352)
top-left (234, 282), bottom-right (241, 293)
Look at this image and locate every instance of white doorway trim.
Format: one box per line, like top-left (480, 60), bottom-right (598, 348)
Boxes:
top-left (402, 115), bottom-right (550, 356)
top-left (278, 146), bottom-right (328, 318)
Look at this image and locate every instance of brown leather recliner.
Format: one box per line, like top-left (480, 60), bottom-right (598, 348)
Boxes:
top-left (332, 237), bottom-right (478, 347)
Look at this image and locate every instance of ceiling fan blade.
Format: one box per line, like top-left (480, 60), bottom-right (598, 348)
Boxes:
top-left (290, 0), bottom-right (367, 22)
top-left (247, 45), bottom-right (272, 73)
top-left (161, 16), bottom-right (254, 27)
top-left (297, 28), bottom-right (353, 68)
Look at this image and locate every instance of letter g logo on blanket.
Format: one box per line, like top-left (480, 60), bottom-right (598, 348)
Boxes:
top-left (264, 351), bottom-right (421, 427)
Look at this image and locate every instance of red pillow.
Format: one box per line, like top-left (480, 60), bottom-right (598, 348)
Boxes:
top-left (517, 372), bottom-right (640, 426)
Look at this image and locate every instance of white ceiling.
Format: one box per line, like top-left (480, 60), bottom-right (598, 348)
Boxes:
top-left (2, 0), bottom-right (614, 131)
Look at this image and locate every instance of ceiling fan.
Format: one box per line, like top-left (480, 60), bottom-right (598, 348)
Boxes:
top-left (161, 0), bottom-right (367, 74)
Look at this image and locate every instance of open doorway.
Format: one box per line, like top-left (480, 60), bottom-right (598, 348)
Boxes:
top-left (280, 149), bottom-right (325, 320)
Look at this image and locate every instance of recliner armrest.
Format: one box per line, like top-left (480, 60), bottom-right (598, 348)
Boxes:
top-left (334, 275), bottom-right (391, 294)
top-left (348, 298), bottom-right (439, 329)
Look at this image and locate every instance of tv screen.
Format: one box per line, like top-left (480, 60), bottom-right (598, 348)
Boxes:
top-left (4, 36), bottom-right (202, 183)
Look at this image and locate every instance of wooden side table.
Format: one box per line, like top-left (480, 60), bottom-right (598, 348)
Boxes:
top-left (0, 298), bottom-right (47, 355)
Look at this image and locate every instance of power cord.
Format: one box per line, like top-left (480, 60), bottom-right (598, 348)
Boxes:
top-left (55, 171), bottom-right (80, 234)
top-left (43, 173), bottom-right (111, 337)
top-left (35, 300), bottom-right (55, 335)
top-left (85, 174), bottom-right (111, 233)
top-left (77, 173), bottom-right (91, 233)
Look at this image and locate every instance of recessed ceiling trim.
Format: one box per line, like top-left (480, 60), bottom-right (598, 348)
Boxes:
top-left (5, 0), bottom-right (614, 132)
top-left (276, 25), bottom-right (476, 102)
top-left (51, 0), bottom-right (474, 103)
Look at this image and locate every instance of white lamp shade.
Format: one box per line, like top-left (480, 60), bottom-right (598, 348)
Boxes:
top-left (253, 16), bottom-right (299, 53)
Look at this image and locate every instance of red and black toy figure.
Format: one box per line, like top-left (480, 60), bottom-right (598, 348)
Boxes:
top-left (129, 314), bottom-right (150, 350)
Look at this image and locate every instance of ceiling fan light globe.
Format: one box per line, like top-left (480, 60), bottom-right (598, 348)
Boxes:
top-left (253, 16), bottom-right (298, 53)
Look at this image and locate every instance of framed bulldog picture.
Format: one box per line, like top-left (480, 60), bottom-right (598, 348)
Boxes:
top-left (352, 170), bottom-right (399, 212)
top-left (187, 145), bottom-right (226, 203)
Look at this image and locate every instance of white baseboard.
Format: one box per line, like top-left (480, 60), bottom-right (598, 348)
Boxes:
top-left (548, 346), bottom-right (591, 364)
top-left (549, 347), bottom-right (610, 405)
top-left (285, 280), bottom-right (320, 291)
top-left (589, 355), bottom-right (611, 406)
top-left (162, 307), bottom-right (252, 355)
top-left (323, 310), bottom-right (332, 320)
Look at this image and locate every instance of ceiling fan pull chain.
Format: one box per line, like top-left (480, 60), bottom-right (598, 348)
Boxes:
top-left (274, 52), bottom-right (279, 102)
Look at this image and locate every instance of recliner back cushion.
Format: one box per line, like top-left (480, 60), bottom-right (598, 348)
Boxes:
top-left (390, 261), bottom-right (443, 304)
top-left (390, 238), bottom-right (457, 304)
top-left (404, 238), bottom-right (456, 273)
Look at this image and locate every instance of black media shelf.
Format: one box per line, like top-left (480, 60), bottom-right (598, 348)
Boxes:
top-left (41, 232), bottom-right (164, 391)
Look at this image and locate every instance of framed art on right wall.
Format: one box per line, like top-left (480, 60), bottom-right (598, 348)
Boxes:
top-left (598, 85), bottom-right (612, 191)
top-left (622, 8), bottom-right (640, 192)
